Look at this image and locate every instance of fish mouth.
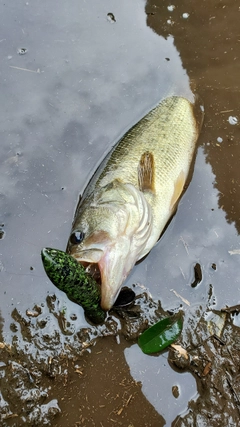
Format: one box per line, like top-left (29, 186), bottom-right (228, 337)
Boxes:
top-left (70, 243), bottom-right (130, 311)
top-left (84, 262), bottom-right (101, 283)
top-left (71, 249), bottom-right (103, 283)
top-left (72, 249), bottom-right (103, 264)
top-left (69, 248), bottom-right (113, 309)
top-left (77, 258), bottom-right (119, 311)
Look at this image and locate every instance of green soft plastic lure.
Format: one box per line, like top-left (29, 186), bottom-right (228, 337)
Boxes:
top-left (41, 248), bottom-right (106, 324)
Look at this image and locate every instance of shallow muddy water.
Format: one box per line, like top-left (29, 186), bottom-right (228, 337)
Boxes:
top-left (1, 0), bottom-right (240, 426)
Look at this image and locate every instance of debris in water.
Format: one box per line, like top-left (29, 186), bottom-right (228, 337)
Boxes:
top-left (205, 310), bottom-right (226, 337)
top-left (172, 385), bottom-right (180, 398)
top-left (228, 249), bottom-right (240, 255)
top-left (9, 65), bottom-right (41, 73)
top-left (107, 13), bottom-right (116, 23)
top-left (17, 47), bottom-right (28, 55)
top-left (170, 289), bottom-right (190, 306)
top-left (171, 344), bottom-right (189, 360)
top-left (228, 116), bottom-right (238, 125)
top-left (202, 361), bottom-right (212, 377)
top-left (0, 224), bottom-right (5, 239)
top-left (138, 314), bottom-right (183, 354)
top-left (170, 344), bottom-right (189, 369)
top-left (179, 235), bottom-right (190, 255)
top-left (191, 263), bottom-right (202, 288)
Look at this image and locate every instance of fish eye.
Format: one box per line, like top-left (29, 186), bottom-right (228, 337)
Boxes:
top-left (70, 231), bottom-right (85, 245)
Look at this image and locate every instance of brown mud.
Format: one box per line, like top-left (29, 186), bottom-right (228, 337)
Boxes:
top-left (1, 291), bottom-right (240, 426)
top-left (1, 0), bottom-right (240, 426)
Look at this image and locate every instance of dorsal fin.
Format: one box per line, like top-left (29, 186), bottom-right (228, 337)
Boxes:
top-left (138, 151), bottom-right (155, 192)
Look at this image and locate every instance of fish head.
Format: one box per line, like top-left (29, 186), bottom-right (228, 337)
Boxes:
top-left (66, 210), bottom-right (132, 311)
top-left (66, 181), bottom-right (153, 311)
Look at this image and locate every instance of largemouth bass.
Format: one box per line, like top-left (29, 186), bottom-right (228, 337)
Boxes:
top-left (67, 96), bottom-right (203, 310)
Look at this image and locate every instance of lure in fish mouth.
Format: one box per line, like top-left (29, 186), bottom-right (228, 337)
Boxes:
top-left (67, 180), bottom-right (153, 310)
top-left (66, 96), bottom-right (204, 311)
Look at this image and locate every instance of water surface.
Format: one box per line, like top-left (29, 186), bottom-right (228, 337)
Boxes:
top-left (1, 0), bottom-right (240, 425)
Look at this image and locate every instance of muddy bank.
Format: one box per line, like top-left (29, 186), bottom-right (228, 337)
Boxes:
top-left (0, 292), bottom-right (164, 426)
top-left (1, 290), bottom-right (240, 426)
top-left (172, 310), bottom-right (240, 426)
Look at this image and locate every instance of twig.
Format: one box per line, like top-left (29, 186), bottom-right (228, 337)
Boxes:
top-left (226, 372), bottom-right (240, 407)
top-left (219, 109), bottom-right (234, 113)
top-left (9, 66), bottom-right (41, 73)
top-left (179, 236), bottom-right (189, 255)
top-left (170, 289), bottom-right (190, 306)
top-left (221, 304), bottom-right (240, 314)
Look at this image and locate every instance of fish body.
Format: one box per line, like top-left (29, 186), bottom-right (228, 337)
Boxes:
top-left (67, 96), bottom-right (203, 310)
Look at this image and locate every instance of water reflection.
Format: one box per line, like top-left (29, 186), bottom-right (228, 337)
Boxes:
top-left (145, 0), bottom-right (240, 233)
top-left (0, 0), bottom-right (193, 327)
top-left (141, 147), bottom-right (240, 310)
top-left (125, 344), bottom-right (197, 424)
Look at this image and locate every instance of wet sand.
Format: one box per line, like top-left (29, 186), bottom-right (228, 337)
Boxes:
top-left (1, 0), bottom-right (240, 425)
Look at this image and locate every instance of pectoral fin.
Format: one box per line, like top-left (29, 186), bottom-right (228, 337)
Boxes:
top-left (138, 151), bottom-right (155, 192)
top-left (170, 170), bottom-right (186, 210)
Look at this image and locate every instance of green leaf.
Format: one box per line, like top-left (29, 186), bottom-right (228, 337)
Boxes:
top-left (138, 315), bottom-right (183, 354)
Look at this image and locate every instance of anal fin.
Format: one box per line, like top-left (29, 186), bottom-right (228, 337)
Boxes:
top-left (138, 151), bottom-right (155, 192)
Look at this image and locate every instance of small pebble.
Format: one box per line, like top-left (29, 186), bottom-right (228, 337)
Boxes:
top-left (167, 5), bottom-right (175, 12)
top-left (172, 385), bottom-right (180, 398)
top-left (182, 13), bottom-right (189, 19)
top-left (217, 137), bottom-right (223, 143)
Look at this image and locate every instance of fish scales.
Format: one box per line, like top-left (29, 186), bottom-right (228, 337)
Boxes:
top-left (93, 97), bottom-right (197, 190)
top-left (67, 95), bottom-right (203, 310)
